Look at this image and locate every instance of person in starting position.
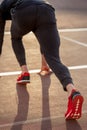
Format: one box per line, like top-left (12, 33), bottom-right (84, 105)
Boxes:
top-left (0, 0), bottom-right (84, 119)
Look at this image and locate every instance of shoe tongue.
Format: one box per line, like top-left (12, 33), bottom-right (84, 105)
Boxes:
top-left (71, 90), bottom-right (80, 99)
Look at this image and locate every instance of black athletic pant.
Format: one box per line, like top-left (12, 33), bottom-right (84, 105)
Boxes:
top-left (11, 3), bottom-right (73, 91)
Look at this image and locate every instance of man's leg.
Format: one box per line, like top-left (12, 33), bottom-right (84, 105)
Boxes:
top-left (11, 21), bottom-right (30, 84)
top-left (38, 54), bottom-right (51, 76)
top-left (34, 3), bottom-right (84, 118)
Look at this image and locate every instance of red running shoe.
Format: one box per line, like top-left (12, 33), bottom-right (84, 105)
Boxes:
top-left (65, 89), bottom-right (84, 120)
top-left (17, 72), bottom-right (30, 84)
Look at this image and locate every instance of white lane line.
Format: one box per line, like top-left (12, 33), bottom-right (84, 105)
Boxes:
top-left (0, 65), bottom-right (87, 76)
top-left (4, 28), bottom-right (87, 35)
top-left (0, 69), bottom-right (40, 76)
top-left (59, 28), bottom-right (87, 32)
top-left (62, 36), bottom-right (87, 47)
top-left (5, 32), bottom-right (10, 35)
top-left (0, 111), bottom-right (87, 128)
top-left (68, 65), bottom-right (87, 70)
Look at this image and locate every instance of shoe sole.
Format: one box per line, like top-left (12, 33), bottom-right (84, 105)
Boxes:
top-left (65, 95), bottom-right (84, 119)
top-left (17, 80), bottom-right (30, 85)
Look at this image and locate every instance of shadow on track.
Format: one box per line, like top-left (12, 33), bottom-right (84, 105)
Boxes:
top-left (38, 73), bottom-right (52, 130)
top-left (11, 84), bottom-right (29, 130)
top-left (66, 120), bottom-right (82, 130)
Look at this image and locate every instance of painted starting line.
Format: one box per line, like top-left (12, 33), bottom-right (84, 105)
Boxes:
top-left (0, 111), bottom-right (87, 128)
top-left (4, 28), bottom-right (87, 35)
top-left (0, 65), bottom-right (87, 76)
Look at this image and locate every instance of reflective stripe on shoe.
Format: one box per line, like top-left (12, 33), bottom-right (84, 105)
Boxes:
top-left (17, 80), bottom-right (30, 84)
